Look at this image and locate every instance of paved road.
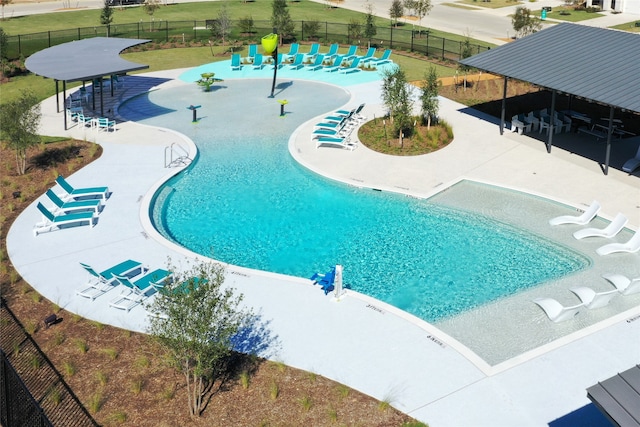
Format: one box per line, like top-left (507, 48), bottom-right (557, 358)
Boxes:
top-left (5, 0), bottom-right (637, 45)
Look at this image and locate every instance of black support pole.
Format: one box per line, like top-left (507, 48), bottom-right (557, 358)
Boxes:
top-left (604, 106), bottom-right (614, 176)
top-left (269, 28), bottom-right (278, 98)
top-left (500, 76), bottom-right (507, 135)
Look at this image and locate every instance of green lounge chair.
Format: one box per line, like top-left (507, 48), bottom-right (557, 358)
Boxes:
top-left (56, 175), bottom-right (109, 201)
top-left (46, 189), bottom-right (101, 214)
top-left (109, 269), bottom-right (172, 311)
top-left (34, 202), bottom-right (95, 236)
top-left (76, 259), bottom-right (143, 300)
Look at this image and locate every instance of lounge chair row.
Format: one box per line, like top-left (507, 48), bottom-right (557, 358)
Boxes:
top-left (511, 109), bottom-right (572, 136)
top-left (34, 176), bottom-right (110, 236)
top-left (76, 259), bottom-right (201, 312)
top-left (533, 273), bottom-right (640, 322)
top-left (548, 200), bottom-right (639, 255)
top-left (313, 103), bottom-right (367, 150)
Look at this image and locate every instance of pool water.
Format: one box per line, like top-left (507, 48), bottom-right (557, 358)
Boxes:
top-left (121, 79), bottom-right (590, 323)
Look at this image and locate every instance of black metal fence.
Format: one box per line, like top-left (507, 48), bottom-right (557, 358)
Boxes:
top-left (5, 20), bottom-right (489, 61)
top-left (0, 299), bottom-right (99, 427)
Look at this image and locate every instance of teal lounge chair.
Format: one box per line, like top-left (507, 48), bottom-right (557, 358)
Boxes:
top-left (338, 57), bottom-right (362, 74)
top-left (306, 54), bottom-right (325, 71)
top-left (315, 136), bottom-right (355, 151)
top-left (304, 43), bottom-right (320, 61)
top-left (368, 49), bottom-right (392, 65)
top-left (246, 44), bottom-right (258, 61)
top-left (321, 43), bottom-right (339, 60)
top-left (252, 53), bottom-right (265, 69)
top-left (283, 43), bottom-right (299, 62)
top-left (96, 117), bottom-right (116, 132)
top-left (343, 45), bottom-right (358, 61)
top-left (322, 55), bottom-right (345, 72)
top-left (288, 53), bottom-right (305, 70)
top-left (56, 175), bottom-right (109, 201)
top-left (34, 202), bottom-right (95, 236)
top-left (76, 259), bottom-right (143, 300)
top-left (358, 47), bottom-right (376, 62)
top-left (271, 53), bottom-right (284, 69)
top-left (109, 268), bottom-right (172, 311)
top-left (46, 189), bottom-right (101, 214)
top-left (230, 53), bottom-right (242, 70)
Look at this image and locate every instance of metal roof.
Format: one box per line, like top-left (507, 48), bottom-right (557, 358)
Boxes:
top-left (459, 23), bottom-right (640, 113)
top-left (587, 364), bottom-right (640, 427)
top-left (25, 37), bottom-right (150, 82)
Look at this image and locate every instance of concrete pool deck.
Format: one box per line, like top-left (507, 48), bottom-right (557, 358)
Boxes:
top-left (7, 67), bottom-right (640, 426)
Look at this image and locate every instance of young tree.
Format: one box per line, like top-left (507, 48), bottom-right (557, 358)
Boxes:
top-left (143, 0), bottom-right (160, 31)
top-left (238, 16), bottom-right (254, 35)
top-left (420, 66), bottom-right (439, 129)
top-left (347, 18), bottom-right (362, 44)
top-left (100, 0), bottom-right (114, 37)
top-left (211, 5), bottom-right (232, 45)
top-left (271, 0), bottom-right (295, 44)
top-left (147, 261), bottom-right (254, 417)
top-left (414, 0), bottom-right (433, 30)
top-left (389, 0), bottom-right (404, 28)
top-left (381, 67), bottom-right (414, 141)
top-left (302, 20), bottom-right (320, 40)
top-left (403, 0), bottom-right (417, 17)
top-left (512, 7), bottom-right (542, 38)
top-left (458, 36), bottom-right (474, 91)
top-left (1, 0), bottom-right (12, 21)
top-left (0, 90), bottom-right (41, 175)
top-left (363, 2), bottom-right (377, 46)
top-left (0, 27), bottom-right (8, 61)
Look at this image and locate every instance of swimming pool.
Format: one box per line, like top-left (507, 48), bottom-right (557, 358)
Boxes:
top-left (119, 79), bottom-right (590, 326)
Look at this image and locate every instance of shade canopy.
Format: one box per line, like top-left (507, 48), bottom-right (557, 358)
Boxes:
top-left (459, 23), bottom-right (640, 113)
top-left (587, 364), bottom-right (640, 427)
top-left (25, 37), bottom-right (150, 82)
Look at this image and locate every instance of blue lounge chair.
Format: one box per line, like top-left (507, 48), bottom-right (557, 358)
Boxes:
top-left (76, 259), bottom-right (143, 300)
top-left (314, 116), bottom-right (348, 130)
top-left (321, 43), bottom-right (339, 60)
top-left (306, 54), bottom-right (325, 71)
top-left (315, 136), bottom-right (355, 151)
top-left (246, 44), bottom-right (258, 62)
top-left (335, 103), bottom-right (365, 117)
top-left (338, 57), bottom-right (362, 74)
top-left (322, 55), bottom-right (345, 72)
top-left (109, 269), bottom-right (172, 311)
top-left (55, 175), bottom-right (109, 201)
top-left (34, 202), bottom-right (95, 236)
top-left (343, 45), bottom-right (358, 61)
top-left (252, 53), bottom-right (264, 69)
top-left (46, 189), bottom-right (101, 214)
top-left (288, 53), bottom-right (305, 70)
top-left (271, 53), bottom-right (284, 69)
top-left (367, 49), bottom-right (392, 65)
top-left (230, 53), bottom-right (242, 70)
top-left (304, 43), bottom-right (320, 61)
top-left (283, 43), bottom-right (299, 62)
top-left (358, 47), bottom-right (376, 62)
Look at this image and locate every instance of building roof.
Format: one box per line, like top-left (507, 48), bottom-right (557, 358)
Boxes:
top-left (459, 23), bottom-right (640, 113)
top-left (25, 37), bottom-right (150, 82)
top-left (587, 364), bottom-right (640, 427)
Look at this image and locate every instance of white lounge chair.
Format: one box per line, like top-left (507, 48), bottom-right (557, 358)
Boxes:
top-left (596, 229), bottom-right (640, 255)
top-left (622, 145), bottom-right (640, 173)
top-left (109, 268), bottom-right (172, 311)
top-left (533, 297), bottom-right (583, 323)
top-left (76, 260), bottom-right (143, 300)
top-left (549, 200), bottom-right (600, 226)
top-left (33, 202), bottom-right (95, 236)
top-left (569, 286), bottom-right (618, 309)
top-left (573, 213), bottom-right (628, 240)
top-left (315, 136), bottom-right (356, 151)
top-left (55, 175), bottom-right (109, 201)
top-left (602, 273), bottom-right (640, 296)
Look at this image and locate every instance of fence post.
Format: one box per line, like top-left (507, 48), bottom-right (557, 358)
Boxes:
top-left (442, 37), bottom-right (445, 60)
top-left (325, 22), bottom-right (327, 41)
top-left (410, 27), bottom-right (414, 52)
top-left (78, 27), bottom-right (80, 40)
top-left (17, 35), bottom-right (21, 56)
top-left (48, 31), bottom-right (51, 47)
top-left (425, 32), bottom-right (429, 56)
top-left (301, 20), bottom-right (304, 41)
top-left (194, 20), bottom-right (196, 41)
top-left (165, 21), bottom-right (169, 42)
top-left (390, 26), bottom-right (393, 49)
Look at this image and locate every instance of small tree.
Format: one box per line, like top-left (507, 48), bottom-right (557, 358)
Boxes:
top-left (347, 19), bottom-right (362, 44)
top-left (0, 90), bottom-right (41, 175)
top-left (0, 27), bottom-right (8, 61)
top-left (100, 0), bottom-right (114, 37)
top-left (147, 260), bottom-right (253, 417)
top-left (363, 1), bottom-right (377, 45)
top-left (414, 0), bottom-right (432, 30)
top-left (403, 0), bottom-right (417, 16)
top-left (238, 15), bottom-right (254, 35)
top-left (271, 0), bottom-right (295, 44)
top-left (381, 67), bottom-right (413, 142)
top-left (389, 0), bottom-right (404, 28)
top-left (512, 7), bottom-right (542, 39)
top-left (210, 5), bottom-right (232, 45)
top-left (302, 20), bottom-right (320, 40)
top-left (143, 0), bottom-right (160, 31)
top-left (458, 36), bottom-right (474, 91)
top-left (420, 66), bottom-right (439, 129)
top-left (0, 0), bottom-right (12, 21)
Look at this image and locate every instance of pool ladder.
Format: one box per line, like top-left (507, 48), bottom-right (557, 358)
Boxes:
top-left (164, 142), bottom-right (191, 168)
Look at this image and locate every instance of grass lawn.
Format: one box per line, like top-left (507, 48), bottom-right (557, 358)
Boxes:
top-left (535, 6), bottom-right (605, 22)
top-left (457, 0), bottom-right (522, 9)
top-left (611, 20), bottom-right (640, 32)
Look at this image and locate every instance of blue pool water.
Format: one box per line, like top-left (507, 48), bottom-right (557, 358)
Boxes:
top-left (120, 79), bottom-right (590, 323)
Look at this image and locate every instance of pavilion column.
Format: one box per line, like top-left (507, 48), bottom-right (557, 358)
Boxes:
top-left (500, 76), bottom-right (507, 135)
top-left (55, 80), bottom-right (59, 113)
top-left (63, 80), bottom-right (67, 130)
top-left (100, 77), bottom-right (104, 117)
top-left (604, 106), bottom-right (614, 175)
top-left (546, 90), bottom-right (556, 153)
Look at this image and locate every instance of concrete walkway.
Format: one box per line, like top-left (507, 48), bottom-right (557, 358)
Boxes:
top-left (7, 67), bottom-right (640, 426)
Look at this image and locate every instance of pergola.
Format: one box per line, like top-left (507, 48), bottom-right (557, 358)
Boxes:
top-left (25, 37), bottom-right (150, 129)
top-left (459, 23), bottom-right (640, 175)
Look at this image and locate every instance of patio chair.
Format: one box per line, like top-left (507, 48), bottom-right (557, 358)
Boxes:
top-left (322, 55), bottom-right (346, 73)
top-left (95, 117), bottom-right (116, 132)
top-left (33, 202), bottom-right (95, 236)
top-left (596, 229), bottom-right (640, 256)
top-left (55, 175), bottom-right (109, 201)
top-left (252, 53), bottom-right (264, 70)
top-left (622, 145), bottom-right (640, 173)
top-left (304, 43), bottom-right (320, 61)
top-left (358, 47), bottom-right (376, 62)
top-left (76, 113), bottom-right (94, 128)
top-left (573, 213), bottom-right (628, 240)
top-left (343, 45), bottom-right (358, 61)
top-left (109, 268), bottom-right (172, 311)
top-left (76, 259), bottom-right (143, 300)
top-left (306, 54), bottom-right (325, 71)
top-left (271, 53), bottom-right (284, 70)
top-left (511, 115), bottom-right (530, 135)
top-left (288, 53), bottom-right (305, 70)
top-left (315, 135), bottom-right (356, 151)
top-left (366, 49), bottom-right (392, 66)
top-left (321, 43), bottom-right (339, 60)
top-left (230, 53), bottom-right (242, 71)
top-left (245, 43), bottom-right (257, 62)
top-left (602, 273), bottom-right (640, 296)
top-left (283, 43), bottom-right (299, 62)
top-left (338, 57), bottom-right (362, 74)
top-left (533, 297), bottom-right (583, 323)
top-left (548, 200), bottom-right (600, 226)
top-left (45, 189), bottom-right (101, 214)
top-left (569, 286), bottom-right (618, 309)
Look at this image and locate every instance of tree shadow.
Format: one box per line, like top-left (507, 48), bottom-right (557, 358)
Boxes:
top-left (31, 145), bottom-right (83, 169)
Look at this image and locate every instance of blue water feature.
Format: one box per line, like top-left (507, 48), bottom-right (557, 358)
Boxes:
top-left (119, 79), bottom-right (589, 323)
